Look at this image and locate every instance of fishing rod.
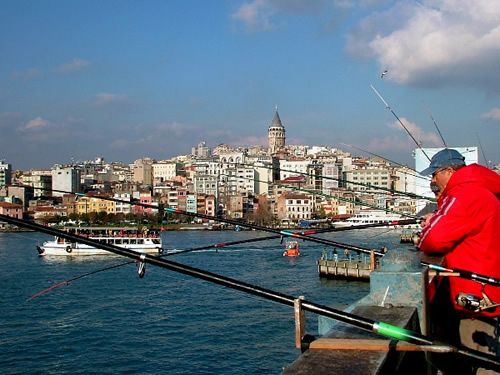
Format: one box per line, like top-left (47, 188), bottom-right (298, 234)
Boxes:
top-left (370, 84), bottom-right (431, 162)
top-left (475, 132), bottom-right (490, 168)
top-left (2, 214), bottom-right (499, 370)
top-left (422, 262), bottom-right (500, 288)
top-left (422, 101), bottom-right (447, 148)
top-left (28, 218), bottom-right (421, 301)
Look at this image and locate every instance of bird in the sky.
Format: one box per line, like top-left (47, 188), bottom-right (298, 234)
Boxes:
top-left (380, 70), bottom-right (388, 78)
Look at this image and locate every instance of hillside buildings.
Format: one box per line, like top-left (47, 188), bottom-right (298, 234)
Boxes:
top-left (1, 107), bottom-right (456, 227)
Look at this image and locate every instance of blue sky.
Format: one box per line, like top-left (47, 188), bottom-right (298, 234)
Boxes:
top-left (2, 0), bottom-right (500, 170)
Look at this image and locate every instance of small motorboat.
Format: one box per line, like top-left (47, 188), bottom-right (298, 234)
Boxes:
top-left (283, 240), bottom-right (300, 257)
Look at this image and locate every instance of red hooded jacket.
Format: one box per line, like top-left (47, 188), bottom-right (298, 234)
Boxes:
top-left (418, 164), bottom-right (500, 317)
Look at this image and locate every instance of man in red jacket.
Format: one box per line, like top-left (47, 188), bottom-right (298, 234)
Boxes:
top-left (417, 148), bottom-right (500, 372)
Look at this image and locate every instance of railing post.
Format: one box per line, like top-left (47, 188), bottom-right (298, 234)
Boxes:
top-left (295, 296), bottom-right (306, 349)
top-left (370, 250), bottom-right (376, 271)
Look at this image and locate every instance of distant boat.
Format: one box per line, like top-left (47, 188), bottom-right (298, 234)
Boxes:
top-left (283, 240), bottom-right (300, 257)
top-left (331, 209), bottom-right (418, 229)
top-left (36, 227), bottom-right (163, 256)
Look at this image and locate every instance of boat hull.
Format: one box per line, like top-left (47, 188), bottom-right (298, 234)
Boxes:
top-left (38, 241), bottom-right (164, 256)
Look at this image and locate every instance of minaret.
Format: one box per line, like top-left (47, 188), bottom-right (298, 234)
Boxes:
top-left (268, 106), bottom-right (286, 155)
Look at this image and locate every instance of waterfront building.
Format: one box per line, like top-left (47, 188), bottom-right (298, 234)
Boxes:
top-left (225, 194), bottom-right (244, 219)
top-left (193, 174), bottom-right (218, 196)
top-left (212, 143), bottom-right (234, 155)
top-left (113, 191), bottom-right (133, 216)
top-left (136, 190), bottom-right (156, 215)
top-left (152, 161), bottom-right (181, 186)
top-left (0, 161), bottom-right (12, 187)
top-left (7, 185), bottom-right (34, 210)
top-left (0, 202), bottom-right (23, 225)
top-left (21, 170), bottom-right (52, 197)
top-left (32, 205), bottom-right (68, 222)
top-left (344, 166), bottom-right (392, 192)
top-left (191, 141), bottom-right (211, 158)
top-left (205, 194), bottom-right (216, 217)
top-left (278, 159), bottom-right (309, 180)
top-left (320, 162), bottom-right (340, 195)
top-left (51, 166), bottom-right (81, 197)
top-left (133, 158), bottom-right (154, 186)
top-left (74, 194), bottom-right (116, 216)
top-left (276, 193), bottom-right (313, 223)
top-left (223, 167), bottom-right (255, 195)
top-left (186, 194), bottom-right (197, 215)
top-left (245, 155), bottom-right (275, 195)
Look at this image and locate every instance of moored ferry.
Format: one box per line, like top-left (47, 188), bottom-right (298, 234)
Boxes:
top-left (331, 209), bottom-right (418, 229)
top-left (36, 227), bottom-right (164, 256)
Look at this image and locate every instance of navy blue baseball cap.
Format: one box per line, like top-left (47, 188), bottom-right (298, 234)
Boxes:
top-left (419, 149), bottom-right (465, 176)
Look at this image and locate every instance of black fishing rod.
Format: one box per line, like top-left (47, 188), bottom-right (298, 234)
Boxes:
top-left (370, 84), bottom-right (432, 162)
top-left (28, 219), bottom-right (418, 301)
top-left (2, 214), bottom-right (500, 370)
top-left (422, 262), bottom-right (500, 287)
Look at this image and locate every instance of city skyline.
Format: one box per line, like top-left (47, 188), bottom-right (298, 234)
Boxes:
top-left (2, 1), bottom-right (500, 171)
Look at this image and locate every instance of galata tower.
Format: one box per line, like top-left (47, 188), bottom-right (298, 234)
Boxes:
top-left (268, 106), bottom-right (285, 155)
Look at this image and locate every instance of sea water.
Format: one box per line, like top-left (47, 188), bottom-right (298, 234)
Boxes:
top-left (0, 228), bottom-right (407, 374)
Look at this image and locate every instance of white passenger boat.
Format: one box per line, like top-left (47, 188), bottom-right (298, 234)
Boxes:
top-left (36, 227), bottom-right (164, 256)
top-left (331, 209), bottom-right (418, 229)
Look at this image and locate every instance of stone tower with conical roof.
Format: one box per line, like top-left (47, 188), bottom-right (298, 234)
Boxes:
top-left (268, 107), bottom-right (285, 155)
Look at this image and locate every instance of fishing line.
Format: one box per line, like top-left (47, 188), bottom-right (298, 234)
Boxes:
top-left (422, 101), bottom-right (447, 148)
top-left (229, 161), bottom-right (434, 203)
top-left (339, 142), bottom-right (418, 172)
top-left (476, 132), bottom-right (490, 167)
top-left (3, 213), bottom-right (499, 370)
top-left (370, 84), bottom-right (431, 162)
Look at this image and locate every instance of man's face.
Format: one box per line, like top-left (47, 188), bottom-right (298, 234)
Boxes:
top-left (431, 167), bottom-right (454, 192)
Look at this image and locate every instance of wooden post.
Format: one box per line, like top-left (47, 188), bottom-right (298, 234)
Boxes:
top-left (370, 250), bottom-right (376, 271)
top-left (294, 296), bottom-right (306, 348)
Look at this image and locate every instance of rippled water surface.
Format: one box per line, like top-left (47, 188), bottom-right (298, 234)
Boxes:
top-left (0, 229), bottom-right (406, 374)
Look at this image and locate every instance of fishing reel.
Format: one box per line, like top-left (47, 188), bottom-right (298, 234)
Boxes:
top-left (456, 284), bottom-right (500, 313)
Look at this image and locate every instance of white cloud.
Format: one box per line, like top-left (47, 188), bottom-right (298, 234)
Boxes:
top-left (482, 108), bottom-right (500, 120)
top-left (54, 58), bottom-right (90, 74)
top-left (231, 0), bottom-right (277, 33)
top-left (346, 0), bottom-right (500, 90)
top-left (387, 117), bottom-right (441, 147)
top-left (18, 117), bottom-right (50, 131)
